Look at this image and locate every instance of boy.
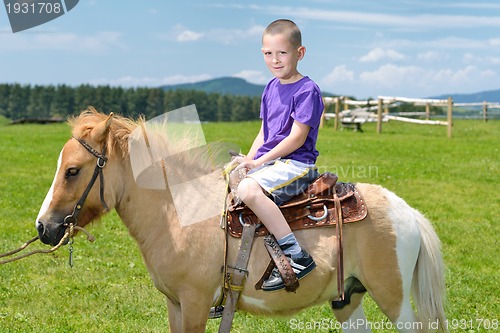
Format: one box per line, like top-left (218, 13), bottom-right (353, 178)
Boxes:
top-left (233, 19), bottom-right (324, 291)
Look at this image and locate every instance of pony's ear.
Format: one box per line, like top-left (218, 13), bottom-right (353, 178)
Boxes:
top-left (90, 112), bottom-right (114, 143)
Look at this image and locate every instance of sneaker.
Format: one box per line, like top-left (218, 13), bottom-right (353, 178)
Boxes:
top-left (262, 250), bottom-right (316, 292)
top-left (208, 305), bottom-right (224, 319)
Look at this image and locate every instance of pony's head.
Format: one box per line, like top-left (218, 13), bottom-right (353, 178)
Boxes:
top-left (36, 107), bottom-right (134, 245)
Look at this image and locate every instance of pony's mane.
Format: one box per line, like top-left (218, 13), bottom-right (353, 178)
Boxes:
top-left (68, 106), bottom-right (138, 158)
top-left (68, 107), bottom-right (225, 174)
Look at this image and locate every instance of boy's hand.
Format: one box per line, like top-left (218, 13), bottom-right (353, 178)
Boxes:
top-left (235, 159), bottom-right (259, 171)
top-left (231, 155), bottom-right (259, 171)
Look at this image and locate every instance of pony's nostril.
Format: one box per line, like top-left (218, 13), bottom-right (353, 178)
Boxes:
top-left (36, 221), bottom-right (45, 234)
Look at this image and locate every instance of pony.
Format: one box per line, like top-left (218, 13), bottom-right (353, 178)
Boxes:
top-left (35, 108), bottom-right (447, 333)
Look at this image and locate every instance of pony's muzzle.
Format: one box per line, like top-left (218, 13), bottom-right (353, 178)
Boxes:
top-left (36, 218), bottom-right (67, 246)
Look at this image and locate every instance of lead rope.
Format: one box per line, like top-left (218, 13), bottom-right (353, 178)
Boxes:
top-left (0, 224), bottom-right (95, 265)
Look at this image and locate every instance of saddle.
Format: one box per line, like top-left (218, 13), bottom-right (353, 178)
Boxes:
top-left (217, 172), bottom-right (369, 331)
top-left (226, 172), bottom-right (368, 238)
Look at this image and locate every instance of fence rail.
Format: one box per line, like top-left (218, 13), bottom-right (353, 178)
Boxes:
top-left (322, 95), bottom-right (498, 137)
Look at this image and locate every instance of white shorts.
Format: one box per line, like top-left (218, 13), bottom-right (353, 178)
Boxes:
top-left (247, 159), bottom-right (319, 205)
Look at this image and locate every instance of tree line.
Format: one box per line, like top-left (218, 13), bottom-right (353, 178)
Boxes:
top-left (0, 83), bottom-right (261, 122)
top-left (0, 83), bottom-right (442, 124)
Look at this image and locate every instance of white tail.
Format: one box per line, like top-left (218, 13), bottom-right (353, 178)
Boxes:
top-left (412, 209), bottom-right (448, 333)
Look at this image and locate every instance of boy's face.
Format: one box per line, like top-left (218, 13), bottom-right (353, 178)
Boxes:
top-left (261, 33), bottom-right (305, 84)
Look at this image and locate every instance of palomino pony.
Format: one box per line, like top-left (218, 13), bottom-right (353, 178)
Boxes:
top-left (35, 108), bottom-right (447, 333)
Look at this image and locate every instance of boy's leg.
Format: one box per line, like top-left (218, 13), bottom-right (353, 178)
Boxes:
top-left (238, 177), bottom-right (316, 291)
top-left (238, 177), bottom-right (303, 255)
top-left (238, 177), bottom-right (291, 239)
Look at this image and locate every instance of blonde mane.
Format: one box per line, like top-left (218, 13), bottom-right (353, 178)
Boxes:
top-left (68, 107), bottom-right (224, 173)
top-left (68, 107), bottom-right (139, 158)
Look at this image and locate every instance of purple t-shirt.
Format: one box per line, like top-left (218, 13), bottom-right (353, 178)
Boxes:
top-left (254, 76), bottom-right (324, 164)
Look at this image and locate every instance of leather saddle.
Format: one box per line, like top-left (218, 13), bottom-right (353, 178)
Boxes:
top-left (226, 172), bottom-right (368, 238)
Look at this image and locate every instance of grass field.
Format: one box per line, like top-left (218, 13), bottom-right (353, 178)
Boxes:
top-left (0, 118), bottom-right (498, 332)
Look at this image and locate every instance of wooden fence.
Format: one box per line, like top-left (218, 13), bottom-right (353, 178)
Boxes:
top-left (322, 96), bottom-right (499, 138)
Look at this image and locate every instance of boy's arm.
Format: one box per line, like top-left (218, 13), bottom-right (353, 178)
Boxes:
top-left (246, 122), bottom-right (264, 160)
top-left (237, 120), bottom-right (309, 170)
top-left (255, 120), bottom-right (309, 164)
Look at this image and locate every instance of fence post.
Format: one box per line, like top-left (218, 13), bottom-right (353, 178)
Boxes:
top-left (334, 97), bottom-right (340, 131)
top-left (425, 103), bottom-right (430, 120)
top-left (483, 101), bottom-right (488, 123)
top-left (447, 97), bottom-right (453, 138)
top-left (377, 98), bottom-right (383, 134)
top-left (320, 97), bottom-right (326, 129)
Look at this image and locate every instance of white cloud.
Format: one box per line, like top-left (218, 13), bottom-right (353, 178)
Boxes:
top-left (89, 74), bottom-right (213, 87)
top-left (322, 65), bottom-right (355, 84)
top-left (236, 5), bottom-right (500, 29)
top-left (177, 30), bottom-right (204, 42)
top-left (426, 66), bottom-right (480, 86)
top-left (0, 31), bottom-right (124, 53)
top-left (159, 74), bottom-right (213, 85)
top-left (157, 24), bottom-right (204, 42)
top-left (463, 52), bottom-right (480, 63)
top-left (448, 65), bottom-right (477, 82)
top-left (206, 25), bottom-right (264, 44)
top-left (480, 69), bottom-right (496, 78)
top-left (359, 64), bottom-right (424, 88)
top-left (489, 38), bottom-right (500, 47)
top-left (378, 36), bottom-right (493, 50)
top-left (417, 51), bottom-right (447, 62)
top-left (232, 70), bottom-right (268, 84)
top-left (160, 24), bottom-right (264, 44)
top-left (488, 57), bottom-right (500, 65)
top-left (318, 62), bottom-right (500, 98)
top-left (359, 48), bottom-right (405, 62)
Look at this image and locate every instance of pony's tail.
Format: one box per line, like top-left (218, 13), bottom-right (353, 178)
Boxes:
top-left (411, 209), bottom-right (448, 333)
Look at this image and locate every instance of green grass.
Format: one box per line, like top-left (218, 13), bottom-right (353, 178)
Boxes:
top-left (0, 119), bottom-right (499, 332)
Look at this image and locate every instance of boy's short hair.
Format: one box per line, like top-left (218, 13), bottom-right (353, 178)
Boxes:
top-left (263, 19), bottom-right (302, 48)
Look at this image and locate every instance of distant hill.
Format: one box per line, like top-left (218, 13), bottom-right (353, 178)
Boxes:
top-left (161, 76), bottom-right (337, 97)
top-left (161, 77), bottom-right (265, 97)
top-left (428, 89), bottom-right (500, 103)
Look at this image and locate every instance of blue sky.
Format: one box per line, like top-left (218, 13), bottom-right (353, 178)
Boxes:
top-left (1, 0), bottom-right (500, 99)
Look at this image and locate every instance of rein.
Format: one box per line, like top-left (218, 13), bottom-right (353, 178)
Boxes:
top-left (0, 224), bottom-right (95, 265)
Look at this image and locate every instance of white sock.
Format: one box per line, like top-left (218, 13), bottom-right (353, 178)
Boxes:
top-left (277, 233), bottom-right (302, 258)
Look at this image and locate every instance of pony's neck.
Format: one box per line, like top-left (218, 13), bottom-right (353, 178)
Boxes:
top-left (111, 156), bottom-right (225, 299)
top-left (113, 160), bottom-right (183, 253)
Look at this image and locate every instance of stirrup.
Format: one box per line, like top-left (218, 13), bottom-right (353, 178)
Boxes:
top-left (262, 250), bottom-right (316, 292)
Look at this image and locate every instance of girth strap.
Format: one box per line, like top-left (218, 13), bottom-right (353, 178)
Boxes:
top-left (333, 185), bottom-right (345, 302)
top-left (218, 221), bottom-right (257, 333)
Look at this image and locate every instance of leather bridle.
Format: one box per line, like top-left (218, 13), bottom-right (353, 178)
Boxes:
top-left (63, 137), bottom-right (109, 227)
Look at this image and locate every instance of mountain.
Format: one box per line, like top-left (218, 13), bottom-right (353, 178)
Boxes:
top-left (161, 76), bottom-right (337, 97)
top-left (428, 89), bottom-right (500, 103)
top-left (161, 77), bottom-right (265, 97)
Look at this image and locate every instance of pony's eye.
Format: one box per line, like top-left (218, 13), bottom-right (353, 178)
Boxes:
top-left (65, 168), bottom-right (80, 178)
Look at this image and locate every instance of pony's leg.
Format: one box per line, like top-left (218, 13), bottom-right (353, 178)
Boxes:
top-left (393, 297), bottom-right (420, 333)
top-left (367, 213), bottom-right (421, 331)
top-left (333, 293), bottom-right (372, 333)
top-left (365, 248), bottom-right (421, 333)
top-left (166, 298), bottom-right (182, 333)
top-left (178, 291), bottom-right (213, 333)
top-left (167, 295), bottom-right (212, 333)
